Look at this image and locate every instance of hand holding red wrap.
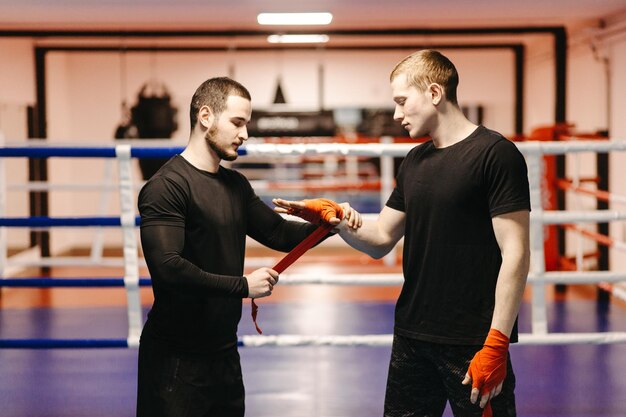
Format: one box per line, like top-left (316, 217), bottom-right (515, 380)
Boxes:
top-left (286, 198), bottom-right (344, 225)
top-left (251, 198), bottom-right (343, 335)
top-left (464, 328), bottom-right (510, 417)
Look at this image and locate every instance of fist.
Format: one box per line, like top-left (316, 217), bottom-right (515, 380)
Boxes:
top-left (245, 267), bottom-right (279, 298)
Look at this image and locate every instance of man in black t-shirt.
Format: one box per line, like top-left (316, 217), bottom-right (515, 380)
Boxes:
top-left (136, 77), bottom-right (355, 417)
top-left (275, 50), bottom-right (530, 416)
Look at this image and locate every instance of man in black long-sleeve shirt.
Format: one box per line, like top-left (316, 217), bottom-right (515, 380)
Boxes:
top-left (136, 77), bottom-right (343, 417)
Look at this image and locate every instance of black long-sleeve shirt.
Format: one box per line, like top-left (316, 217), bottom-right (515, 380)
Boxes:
top-left (138, 155), bottom-right (316, 354)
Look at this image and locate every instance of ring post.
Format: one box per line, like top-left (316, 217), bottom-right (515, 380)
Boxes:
top-left (380, 136), bottom-right (396, 266)
top-left (525, 146), bottom-right (548, 335)
top-left (115, 144), bottom-right (142, 348)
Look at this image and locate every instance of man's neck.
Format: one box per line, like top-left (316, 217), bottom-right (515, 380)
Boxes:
top-left (181, 135), bottom-right (220, 173)
top-left (430, 107), bottom-right (478, 149)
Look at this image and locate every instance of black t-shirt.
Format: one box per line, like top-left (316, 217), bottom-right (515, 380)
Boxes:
top-left (386, 126), bottom-right (530, 345)
top-left (138, 155), bottom-right (316, 354)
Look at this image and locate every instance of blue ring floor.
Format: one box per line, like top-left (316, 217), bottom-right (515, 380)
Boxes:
top-left (2, 299), bottom-right (626, 417)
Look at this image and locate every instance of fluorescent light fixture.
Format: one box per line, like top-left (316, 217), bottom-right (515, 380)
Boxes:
top-left (267, 34), bottom-right (330, 44)
top-left (258, 12), bottom-right (333, 25)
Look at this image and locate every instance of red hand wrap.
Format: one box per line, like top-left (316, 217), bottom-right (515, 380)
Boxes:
top-left (288, 198), bottom-right (344, 225)
top-left (467, 328), bottom-right (510, 417)
top-left (251, 223), bottom-right (335, 334)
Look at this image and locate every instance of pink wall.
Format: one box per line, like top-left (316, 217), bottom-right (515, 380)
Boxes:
top-left (0, 25), bottom-right (625, 267)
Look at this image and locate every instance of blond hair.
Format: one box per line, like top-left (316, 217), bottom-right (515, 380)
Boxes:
top-left (390, 50), bottom-right (459, 105)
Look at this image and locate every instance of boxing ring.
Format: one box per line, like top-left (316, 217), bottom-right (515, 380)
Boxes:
top-left (1, 138), bottom-right (626, 351)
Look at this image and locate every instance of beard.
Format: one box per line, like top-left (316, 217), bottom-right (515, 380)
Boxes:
top-left (205, 124), bottom-right (238, 161)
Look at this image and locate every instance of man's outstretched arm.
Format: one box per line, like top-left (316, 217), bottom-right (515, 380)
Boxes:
top-left (273, 198), bottom-right (405, 259)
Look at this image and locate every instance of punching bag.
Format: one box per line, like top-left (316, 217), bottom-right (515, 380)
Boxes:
top-left (130, 83), bottom-right (178, 180)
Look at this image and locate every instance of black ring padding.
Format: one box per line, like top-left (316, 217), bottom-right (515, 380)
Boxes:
top-left (0, 278), bottom-right (152, 287)
top-left (0, 216), bottom-right (141, 227)
top-left (0, 339), bottom-right (129, 349)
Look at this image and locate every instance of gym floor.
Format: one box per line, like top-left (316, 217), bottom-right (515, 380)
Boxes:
top-left (1, 247), bottom-right (626, 417)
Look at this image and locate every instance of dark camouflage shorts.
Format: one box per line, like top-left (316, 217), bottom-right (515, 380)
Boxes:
top-left (384, 333), bottom-right (516, 417)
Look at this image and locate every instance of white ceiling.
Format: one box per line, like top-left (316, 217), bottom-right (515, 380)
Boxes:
top-left (0, 0), bottom-right (625, 30)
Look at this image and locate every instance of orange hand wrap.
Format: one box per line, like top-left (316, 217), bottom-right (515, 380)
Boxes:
top-left (288, 198), bottom-right (344, 225)
top-left (467, 328), bottom-right (510, 417)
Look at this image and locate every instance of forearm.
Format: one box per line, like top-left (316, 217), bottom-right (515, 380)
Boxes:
top-left (490, 249), bottom-right (530, 336)
top-left (141, 225), bottom-right (248, 297)
top-left (337, 221), bottom-right (397, 259)
top-left (338, 206), bottom-right (406, 259)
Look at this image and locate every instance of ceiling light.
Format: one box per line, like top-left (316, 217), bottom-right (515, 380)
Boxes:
top-left (267, 34), bottom-right (330, 44)
top-left (258, 12), bottom-right (333, 25)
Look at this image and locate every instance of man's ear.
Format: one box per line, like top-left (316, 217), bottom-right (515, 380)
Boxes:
top-left (198, 105), bottom-right (215, 129)
top-left (429, 83), bottom-right (444, 106)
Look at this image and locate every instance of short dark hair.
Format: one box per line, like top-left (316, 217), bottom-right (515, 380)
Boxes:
top-left (189, 77), bottom-right (251, 129)
top-left (390, 49), bottom-right (459, 105)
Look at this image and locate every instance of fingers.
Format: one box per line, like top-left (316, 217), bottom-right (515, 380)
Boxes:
top-left (470, 387), bottom-right (480, 405)
top-left (479, 384), bottom-right (500, 408)
top-left (463, 376), bottom-right (503, 409)
top-left (493, 381), bottom-right (503, 397)
top-left (272, 198), bottom-right (293, 215)
top-left (485, 381), bottom-right (504, 405)
top-left (338, 202), bottom-right (362, 230)
top-left (329, 217), bottom-right (342, 226)
top-left (272, 198), bottom-right (306, 210)
top-left (479, 389), bottom-right (491, 408)
top-left (461, 373), bottom-right (471, 386)
top-left (247, 268), bottom-right (280, 299)
top-left (462, 372), bottom-right (480, 405)
top-left (264, 268), bottom-right (278, 293)
top-left (268, 268), bottom-right (279, 284)
top-left (272, 198), bottom-right (312, 221)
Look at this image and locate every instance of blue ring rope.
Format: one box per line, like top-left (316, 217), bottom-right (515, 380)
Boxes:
top-left (131, 147), bottom-right (186, 158)
top-left (0, 278), bottom-right (152, 287)
top-left (0, 216), bottom-right (141, 227)
top-left (0, 338), bottom-right (247, 349)
top-left (0, 339), bottom-right (130, 349)
top-left (0, 147), bottom-right (117, 158)
top-left (0, 146), bottom-right (246, 158)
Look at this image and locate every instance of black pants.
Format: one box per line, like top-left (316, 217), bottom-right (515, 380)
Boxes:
top-left (137, 338), bottom-right (245, 417)
top-left (384, 334), bottom-right (516, 417)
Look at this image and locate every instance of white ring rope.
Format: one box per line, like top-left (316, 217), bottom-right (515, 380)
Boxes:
top-left (538, 210), bottom-right (626, 223)
top-left (244, 140), bottom-right (626, 157)
top-left (6, 256), bottom-right (146, 268)
top-left (7, 182), bottom-right (146, 192)
top-left (237, 332), bottom-right (626, 347)
top-left (6, 137), bottom-right (626, 155)
top-left (279, 273), bottom-right (403, 286)
top-left (241, 334), bottom-right (393, 347)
